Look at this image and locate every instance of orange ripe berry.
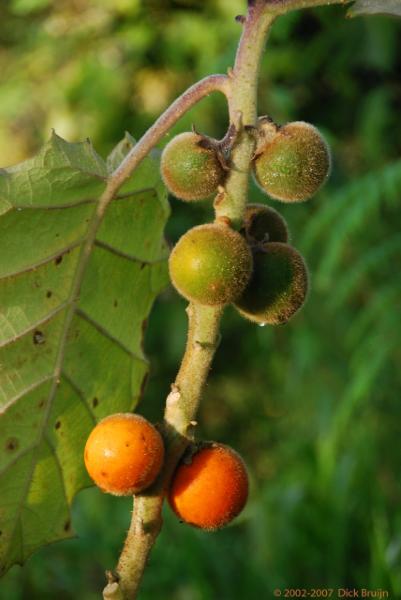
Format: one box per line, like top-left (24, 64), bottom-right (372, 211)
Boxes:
top-left (84, 413), bottom-right (164, 496)
top-left (168, 443), bottom-right (249, 531)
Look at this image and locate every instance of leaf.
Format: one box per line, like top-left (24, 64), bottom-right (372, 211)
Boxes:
top-left (0, 132), bottom-right (170, 574)
top-left (348, 0), bottom-right (401, 17)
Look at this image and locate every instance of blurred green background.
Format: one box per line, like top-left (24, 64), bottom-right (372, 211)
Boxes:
top-left (1, 0), bottom-right (401, 598)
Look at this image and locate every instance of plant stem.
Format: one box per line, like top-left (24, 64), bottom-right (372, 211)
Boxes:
top-left (215, 4), bottom-right (275, 227)
top-left (105, 74), bottom-right (230, 200)
top-left (266, 0), bottom-right (352, 15)
top-left (103, 305), bottom-right (223, 600)
top-left (103, 4), bottom-right (277, 600)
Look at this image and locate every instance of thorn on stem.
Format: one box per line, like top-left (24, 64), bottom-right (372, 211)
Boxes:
top-left (213, 189), bottom-right (226, 209)
top-left (166, 386), bottom-right (181, 409)
top-left (105, 570), bottom-right (119, 584)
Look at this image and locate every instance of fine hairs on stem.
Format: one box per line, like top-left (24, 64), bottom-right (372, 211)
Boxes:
top-left (101, 1), bottom-right (350, 598)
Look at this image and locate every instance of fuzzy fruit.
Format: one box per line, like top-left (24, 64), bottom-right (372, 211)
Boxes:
top-left (169, 223), bottom-right (253, 306)
top-left (84, 413), bottom-right (164, 496)
top-left (169, 443), bottom-right (249, 531)
top-left (241, 203), bottom-right (289, 245)
top-left (253, 121), bottom-right (331, 202)
top-left (234, 242), bottom-right (309, 325)
top-left (161, 132), bottom-right (225, 201)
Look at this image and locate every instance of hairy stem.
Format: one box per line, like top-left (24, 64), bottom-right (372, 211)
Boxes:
top-left (103, 5), bottom-right (277, 600)
top-left (266, 0), bottom-right (352, 15)
top-left (215, 4), bottom-right (275, 226)
top-left (106, 74), bottom-right (230, 199)
top-left (103, 305), bottom-right (222, 600)
top-left (104, 1), bottom-right (354, 598)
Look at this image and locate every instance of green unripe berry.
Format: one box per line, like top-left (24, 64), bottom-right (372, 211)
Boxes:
top-left (161, 132), bottom-right (225, 201)
top-left (253, 121), bottom-right (331, 203)
top-left (241, 203), bottom-right (289, 245)
top-left (234, 242), bottom-right (309, 325)
top-left (169, 223), bottom-right (253, 306)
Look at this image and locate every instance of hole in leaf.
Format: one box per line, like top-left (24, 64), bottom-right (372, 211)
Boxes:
top-left (6, 438), bottom-right (19, 452)
top-left (33, 330), bottom-right (45, 345)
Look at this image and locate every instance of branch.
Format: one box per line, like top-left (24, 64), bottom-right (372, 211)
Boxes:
top-left (215, 6), bottom-right (276, 226)
top-left (102, 5), bottom-right (278, 598)
top-left (104, 305), bottom-right (223, 599)
top-left (102, 8), bottom-right (277, 600)
top-left (265, 0), bottom-right (352, 14)
top-left (106, 74), bottom-right (231, 200)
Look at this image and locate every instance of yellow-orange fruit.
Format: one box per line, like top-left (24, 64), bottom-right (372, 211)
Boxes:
top-left (168, 443), bottom-right (249, 531)
top-left (84, 413), bottom-right (164, 496)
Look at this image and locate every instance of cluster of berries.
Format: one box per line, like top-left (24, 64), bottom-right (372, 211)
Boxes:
top-left (83, 118), bottom-right (330, 531)
top-left (84, 414), bottom-right (247, 530)
top-left (164, 119), bottom-right (330, 324)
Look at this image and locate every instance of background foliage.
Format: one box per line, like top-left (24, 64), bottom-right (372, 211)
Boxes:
top-left (1, 1), bottom-right (401, 598)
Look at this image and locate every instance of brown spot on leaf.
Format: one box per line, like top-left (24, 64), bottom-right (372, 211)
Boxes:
top-left (6, 437), bottom-right (19, 452)
top-left (92, 397), bottom-right (99, 408)
top-left (33, 330), bottom-right (45, 345)
top-left (55, 255), bottom-right (63, 266)
top-left (55, 421), bottom-right (61, 430)
top-left (46, 291), bottom-right (52, 298)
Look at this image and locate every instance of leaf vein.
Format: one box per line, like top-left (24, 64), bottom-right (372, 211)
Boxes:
top-left (75, 307), bottom-right (147, 363)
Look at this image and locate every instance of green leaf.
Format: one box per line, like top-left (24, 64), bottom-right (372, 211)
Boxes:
top-left (0, 132), bottom-right (170, 574)
top-left (348, 0), bottom-right (401, 17)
